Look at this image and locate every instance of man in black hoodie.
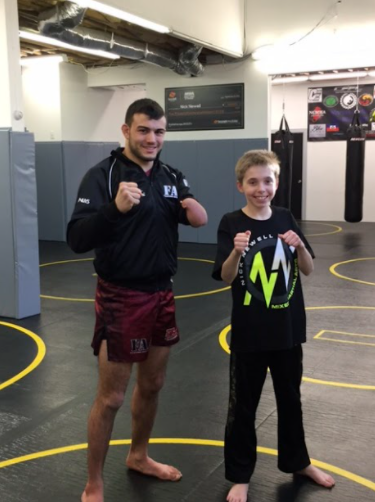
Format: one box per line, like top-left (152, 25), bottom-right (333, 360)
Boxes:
top-left (67, 98), bottom-right (207, 502)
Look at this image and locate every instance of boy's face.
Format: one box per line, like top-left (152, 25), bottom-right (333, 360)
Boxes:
top-left (237, 164), bottom-right (278, 210)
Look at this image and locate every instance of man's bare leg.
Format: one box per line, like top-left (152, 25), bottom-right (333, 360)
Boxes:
top-left (126, 345), bottom-right (182, 481)
top-left (296, 464), bottom-right (335, 488)
top-left (82, 341), bottom-right (133, 502)
top-left (227, 483), bottom-right (249, 502)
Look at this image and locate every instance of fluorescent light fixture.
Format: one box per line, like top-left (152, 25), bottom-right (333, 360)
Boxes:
top-left (19, 30), bottom-right (120, 60)
top-left (74, 0), bottom-right (170, 34)
top-left (368, 71), bottom-right (375, 77)
top-left (272, 76), bottom-right (309, 84)
top-left (20, 54), bottom-right (67, 66)
top-left (309, 71), bottom-right (368, 81)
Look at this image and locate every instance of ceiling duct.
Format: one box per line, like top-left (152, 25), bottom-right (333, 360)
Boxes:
top-left (36, 1), bottom-right (204, 76)
top-left (38, 2), bottom-right (86, 34)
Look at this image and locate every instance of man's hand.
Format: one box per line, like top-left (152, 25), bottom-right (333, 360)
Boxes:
top-left (115, 182), bottom-right (142, 213)
top-left (234, 230), bottom-right (251, 255)
top-left (278, 230), bottom-right (304, 249)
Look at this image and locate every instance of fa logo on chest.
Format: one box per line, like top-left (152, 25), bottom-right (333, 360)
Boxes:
top-left (163, 185), bottom-right (178, 198)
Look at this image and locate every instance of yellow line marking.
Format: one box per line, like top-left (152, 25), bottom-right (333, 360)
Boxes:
top-left (0, 322), bottom-right (46, 391)
top-left (39, 257), bottom-right (230, 301)
top-left (219, 306), bottom-right (375, 390)
top-left (315, 330), bottom-right (375, 347)
top-left (330, 257), bottom-right (375, 286)
top-left (40, 295), bottom-right (94, 302)
top-left (39, 258), bottom-right (94, 267)
top-left (304, 222), bottom-right (342, 237)
top-left (0, 438), bottom-right (373, 491)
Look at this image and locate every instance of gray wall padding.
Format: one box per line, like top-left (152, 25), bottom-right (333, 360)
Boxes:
top-left (0, 130), bottom-right (16, 316)
top-left (35, 141), bottom-right (119, 241)
top-left (0, 130), bottom-right (40, 319)
top-left (161, 138), bottom-right (268, 244)
top-left (35, 143), bottom-right (65, 240)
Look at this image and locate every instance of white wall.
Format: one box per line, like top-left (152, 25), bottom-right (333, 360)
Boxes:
top-left (60, 64), bottom-right (146, 144)
top-left (0, 0), bottom-right (24, 131)
top-left (271, 78), bottom-right (375, 222)
top-left (87, 60), bottom-right (268, 140)
top-left (246, 0), bottom-right (375, 73)
top-left (22, 58), bottom-right (267, 143)
top-left (104, 0), bottom-right (244, 57)
top-left (22, 63), bottom-right (62, 141)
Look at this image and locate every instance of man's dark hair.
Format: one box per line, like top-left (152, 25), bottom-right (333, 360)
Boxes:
top-left (125, 98), bottom-right (165, 125)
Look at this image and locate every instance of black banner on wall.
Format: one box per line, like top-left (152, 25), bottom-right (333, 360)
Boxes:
top-left (308, 84), bottom-right (375, 141)
top-left (165, 83), bottom-right (244, 131)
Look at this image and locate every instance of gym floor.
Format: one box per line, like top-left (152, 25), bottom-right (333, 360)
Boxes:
top-left (0, 221), bottom-right (374, 502)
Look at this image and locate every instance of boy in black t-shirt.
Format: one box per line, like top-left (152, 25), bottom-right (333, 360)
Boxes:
top-left (213, 150), bottom-right (335, 502)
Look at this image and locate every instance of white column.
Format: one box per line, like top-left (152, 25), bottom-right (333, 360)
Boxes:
top-left (0, 0), bottom-right (25, 131)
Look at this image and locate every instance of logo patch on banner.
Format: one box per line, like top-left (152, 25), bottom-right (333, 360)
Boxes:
top-left (327, 124), bottom-right (340, 133)
top-left (308, 88), bottom-right (322, 102)
top-left (340, 93), bottom-right (357, 110)
top-left (309, 124), bottom-right (326, 138)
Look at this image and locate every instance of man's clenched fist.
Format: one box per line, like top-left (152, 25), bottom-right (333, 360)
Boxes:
top-left (115, 182), bottom-right (142, 213)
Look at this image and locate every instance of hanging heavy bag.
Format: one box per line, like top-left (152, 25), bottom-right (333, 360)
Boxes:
top-left (271, 115), bottom-right (294, 209)
top-left (345, 110), bottom-right (366, 223)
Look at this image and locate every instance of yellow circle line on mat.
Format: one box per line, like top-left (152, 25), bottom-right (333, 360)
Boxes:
top-left (39, 257), bottom-right (230, 301)
top-left (330, 258), bottom-right (375, 286)
top-left (304, 222), bottom-right (342, 237)
top-left (0, 322), bottom-right (46, 391)
top-left (219, 306), bottom-right (375, 390)
top-left (0, 439), bottom-right (373, 491)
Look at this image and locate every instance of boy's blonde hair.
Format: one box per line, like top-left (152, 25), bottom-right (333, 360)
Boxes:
top-left (235, 150), bottom-right (280, 183)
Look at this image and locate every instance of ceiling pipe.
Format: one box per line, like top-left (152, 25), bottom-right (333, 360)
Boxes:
top-left (36, 1), bottom-right (204, 76)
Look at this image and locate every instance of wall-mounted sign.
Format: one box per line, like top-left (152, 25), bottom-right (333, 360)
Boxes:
top-left (165, 83), bottom-right (244, 131)
top-left (308, 84), bottom-right (375, 141)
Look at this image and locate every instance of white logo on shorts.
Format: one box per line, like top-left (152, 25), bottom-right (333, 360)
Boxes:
top-left (130, 339), bottom-right (149, 353)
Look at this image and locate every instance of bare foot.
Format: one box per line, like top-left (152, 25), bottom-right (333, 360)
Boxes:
top-left (81, 483), bottom-right (104, 502)
top-left (126, 455), bottom-right (182, 481)
top-left (227, 483), bottom-right (249, 502)
top-left (296, 464), bottom-right (335, 488)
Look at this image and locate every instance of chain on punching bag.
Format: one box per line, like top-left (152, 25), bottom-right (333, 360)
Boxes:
top-left (345, 110), bottom-right (366, 223)
top-left (271, 115), bottom-right (294, 209)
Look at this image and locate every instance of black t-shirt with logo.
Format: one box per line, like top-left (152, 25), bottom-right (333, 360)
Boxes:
top-left (212, 207), bottom-right (314, 352)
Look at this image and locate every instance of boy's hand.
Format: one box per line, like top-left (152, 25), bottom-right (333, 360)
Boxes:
top-left (234, 230), bottom-right (251, 254)
top-left (278, 231), bottom-right (305, 249)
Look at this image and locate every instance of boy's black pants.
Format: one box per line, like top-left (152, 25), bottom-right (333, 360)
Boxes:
top-left (225, 345), bottom-right (310, 483)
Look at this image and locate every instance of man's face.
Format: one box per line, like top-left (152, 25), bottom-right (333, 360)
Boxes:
top-left (122, 113), bottom-right (166, 165)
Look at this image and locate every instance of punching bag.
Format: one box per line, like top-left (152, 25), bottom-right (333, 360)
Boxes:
top-left (345, 110), bottom-right (366, 223)
top-left (271, 115), bottom-right (294, 209)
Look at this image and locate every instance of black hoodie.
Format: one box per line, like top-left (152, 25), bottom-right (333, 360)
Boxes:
top-left (67, 148), bottom-right (194, 291)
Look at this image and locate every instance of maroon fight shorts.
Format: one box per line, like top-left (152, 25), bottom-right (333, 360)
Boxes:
top-left (92, 278), bottom-right (180, 362)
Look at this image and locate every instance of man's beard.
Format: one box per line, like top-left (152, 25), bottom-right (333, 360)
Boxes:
top-left (129, 141), bottom-right (158, 162)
